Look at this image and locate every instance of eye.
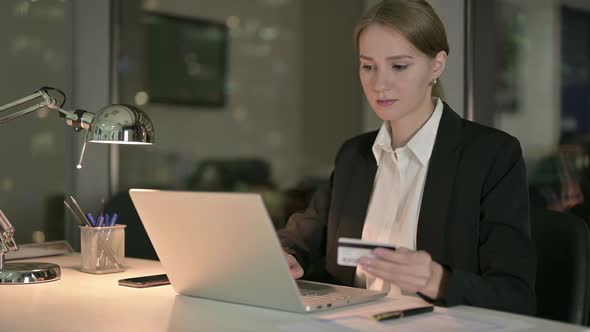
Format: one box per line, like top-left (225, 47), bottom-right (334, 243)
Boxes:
top-left (361, 64), bottom-right (375, 71)
top-left (392, 64), bottom-right (409, 71)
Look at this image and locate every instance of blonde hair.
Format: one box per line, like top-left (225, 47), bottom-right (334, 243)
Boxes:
top-left (355, 0), bottom-right (449, 100)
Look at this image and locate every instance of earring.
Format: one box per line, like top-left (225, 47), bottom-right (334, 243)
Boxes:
top-left (430, 78), bottom-right (438, 86)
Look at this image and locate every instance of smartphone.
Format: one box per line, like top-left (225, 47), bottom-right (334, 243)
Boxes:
top-left (118, 274), bottom-right (170, 288)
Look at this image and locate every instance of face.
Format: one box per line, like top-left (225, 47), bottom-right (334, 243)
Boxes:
top-left (358, 24), bottom-right (446, 123)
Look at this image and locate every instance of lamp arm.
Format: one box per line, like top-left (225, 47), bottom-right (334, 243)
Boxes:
top-left (0, 209), bottom-right (18, 270)
top-left (0, 89), bottom-right (94, 130)
top-left (0, 90), bottom-right (45, 113)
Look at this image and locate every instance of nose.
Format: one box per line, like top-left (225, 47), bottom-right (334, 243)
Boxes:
top-left (371, 69), bottom-right (391, 92)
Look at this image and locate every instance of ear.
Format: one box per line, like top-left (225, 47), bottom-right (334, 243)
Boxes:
top-left (431, 50), bottom-right (448, 80)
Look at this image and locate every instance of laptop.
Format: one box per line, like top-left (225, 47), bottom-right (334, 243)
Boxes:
top-left (129, 189), bottom-right (387, 312)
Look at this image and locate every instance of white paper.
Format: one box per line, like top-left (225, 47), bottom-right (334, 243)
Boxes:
top-left (280, 297), bottom-right (532, 332)
top-left (279, 320), bottom-right (357, 332)
top-left (5, 240), bottom-right (73, 260)
top-left (282, 311), bottom-right (530, 332)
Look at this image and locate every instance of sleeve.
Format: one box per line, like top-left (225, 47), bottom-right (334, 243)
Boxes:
top-left (277, 136), bottom-right (354, 279)
top-left (428, 135), bottom-right (537, 315)
top-left (277, 173), bottom-right (332, 279)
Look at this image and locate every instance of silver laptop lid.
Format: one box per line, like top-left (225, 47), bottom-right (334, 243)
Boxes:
top-left (129, 189), bottom-right (306, 312)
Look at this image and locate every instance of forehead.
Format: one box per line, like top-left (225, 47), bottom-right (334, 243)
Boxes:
top-left (358, 24), bottom-right (421, 58)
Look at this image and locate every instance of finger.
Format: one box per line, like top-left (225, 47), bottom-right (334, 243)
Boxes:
top-left (360, 258), bottom-right (406, 282)
top-left (361, 257), bottom-right (431, 280)
top-left (291, 265), bottom-right (304, 279)
top-left (284, 253), bottom-right (304, 279)
top-left (363, 265), bottom-right (400, 285)
top-left (372, 248), bottom-right (411, 264)
top-left (285, 253), bottom-right (299, 266)
top-left (375, 248), bottom-right (432, 268)
top-left (289, 260), bottom-right (304, 279)
top-left (396, 273), bottom-right (429, 290)
top-left (360, 256), bottom-right (396, 273)
top-left (286, 254), bottom-right (295, 264)
top-left (364, 267), bottom-right (428, 292)
top-left (395, 247), bottom-right (411, 253)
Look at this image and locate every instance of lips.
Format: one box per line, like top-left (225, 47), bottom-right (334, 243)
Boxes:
top-left (376, 99), bottom-right (397, 107)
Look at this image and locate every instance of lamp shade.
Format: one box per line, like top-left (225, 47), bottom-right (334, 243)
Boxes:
top-left (87, 104), bottom-right (154, 144)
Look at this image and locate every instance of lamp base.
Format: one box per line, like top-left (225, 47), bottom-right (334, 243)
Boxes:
top-left (0, 262), bottom-right (61, 284)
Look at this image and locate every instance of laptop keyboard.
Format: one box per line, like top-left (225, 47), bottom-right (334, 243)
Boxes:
top-left (299, 287), bottom-right (351, 304)
top-left (297, 281), bottom-right (385, 310)
top-left (301, 292), bottom-right (350, 303)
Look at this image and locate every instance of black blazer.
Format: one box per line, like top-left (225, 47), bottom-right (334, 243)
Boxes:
top-left (278, 103), bottom-right (536, 315)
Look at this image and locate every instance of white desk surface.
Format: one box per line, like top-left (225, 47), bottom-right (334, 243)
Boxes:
top-left (1, 254), bottom-right (587, 332)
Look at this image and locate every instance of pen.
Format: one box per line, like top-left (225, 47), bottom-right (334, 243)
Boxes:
top-left (96, 215), bottom-right (104, 227)
top-left (86, 213), bottom-right (97, 227)
top-left (64, 200), bottom-right (85, 226)
top-left (110, 213), bottom-right (118, 226)
top-left (68, 196), bottom-right (122, 268)
top-left (70, 196), bottom-right (92, 226)
top-left (372, 306), bottom-right (434, 322)
top-left (99, 197), bottom-right (105, 220)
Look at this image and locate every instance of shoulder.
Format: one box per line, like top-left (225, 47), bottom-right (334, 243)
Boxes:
top-left (340, 131), bottom-right (378, 151)
top-left (440, 104), bottom-right (521, 155)
top-left (334, 131), bottom-right (378, 163)
top-left (462, 119), bottom-right (521, 152)
top-left (441, 107), bottom-right (525, 186)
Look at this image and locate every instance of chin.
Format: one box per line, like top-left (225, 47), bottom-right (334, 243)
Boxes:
top-left (373, 106), bottom-right (408, 122)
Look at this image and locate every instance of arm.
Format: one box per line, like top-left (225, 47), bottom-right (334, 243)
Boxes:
top-left (441, 136), bottom-right (536, 314)
top-left (277, 178), bottom-right (331, 278)
top-left (360, 135), bottom-right (535, 314)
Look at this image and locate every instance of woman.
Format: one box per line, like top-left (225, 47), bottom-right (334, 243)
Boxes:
top-left (278, 0), bottom-right (536, 315)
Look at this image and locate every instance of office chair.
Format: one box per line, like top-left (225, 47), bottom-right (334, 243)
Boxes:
top-left (531, 208), bottom-right (590, 325)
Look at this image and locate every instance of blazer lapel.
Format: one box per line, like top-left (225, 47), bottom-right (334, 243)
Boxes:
top-left (416, 103), bottom-right (463, 264)
top-left (329, 104), bottom-right (463, 285)
top-left (332, 136), bottom-right (377, 285)
top-left (337, 153), bottom-right (377, 238)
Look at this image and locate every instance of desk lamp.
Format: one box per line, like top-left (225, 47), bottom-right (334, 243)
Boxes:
top-left (0, 87), bottom-right (154, 284)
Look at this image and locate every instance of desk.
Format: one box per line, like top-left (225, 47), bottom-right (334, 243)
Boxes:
top-left (1, 255), bottom-right (587, 332)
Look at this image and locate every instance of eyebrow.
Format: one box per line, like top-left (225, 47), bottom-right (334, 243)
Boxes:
top-left (359, 54), bottom-right (414, 61)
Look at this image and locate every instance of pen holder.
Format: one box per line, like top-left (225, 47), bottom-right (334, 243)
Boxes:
top-left (79, 225), bottom-right (126, 274)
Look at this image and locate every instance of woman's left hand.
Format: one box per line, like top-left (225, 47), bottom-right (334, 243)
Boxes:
top-left (359, 247), bottom-right (446, 299)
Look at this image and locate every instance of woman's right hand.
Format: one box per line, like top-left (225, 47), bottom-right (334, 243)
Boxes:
top-left (285, 253), bottom-right (304, 279)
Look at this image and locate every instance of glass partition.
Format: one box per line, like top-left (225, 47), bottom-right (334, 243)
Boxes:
top-left (111, 0), bottom-right (366, 258)
top-left (477, 0), bottom-right (590, 220)
top-left (0, 0), bottom-right (73, 244)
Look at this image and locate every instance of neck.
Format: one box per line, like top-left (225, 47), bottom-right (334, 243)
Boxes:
top-left (388, 98), bottom-right (436, 149)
